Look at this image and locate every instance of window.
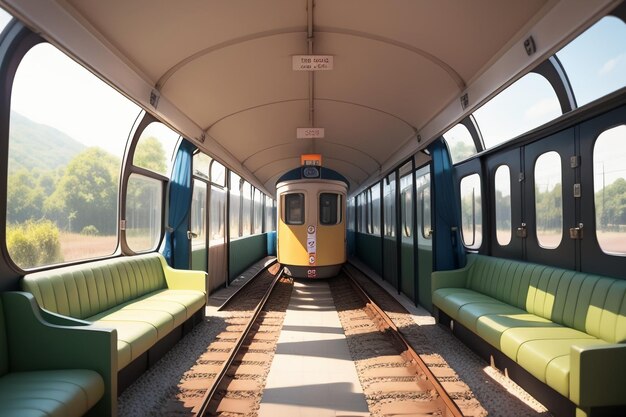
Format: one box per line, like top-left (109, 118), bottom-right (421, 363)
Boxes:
top-left (284, 193), bottom-right (304, 225)
top-left (370, 183), bottom-right (381, 235)
top-left (444, 123), bottom-right (476, 164)
top-left (210, 185), bottom-right (226, 244)
top-left (474, 73), bottom-right (562, 149)
top-left (320, 193), bottom-right (341, 225)
top-left (347, 197), bottom-right (355, 232)
top-left (253, 188), bottom-right (263, 234)
top-left (384, 175), bottom-right (396, 237)
top-left (193, 152), bottom-right (211, 180)
top-left (125, 175), bottom-right (162, 252)
top-left (0, 7), bottom-right (12, 33)
top-left (229, 172), bottom-right (241, 237)
top-left (416, 170), bottom-right (432, 239)
top-left (265, 197), bottom-right (275, 232)
top-left (133, 122), bottom-right (178, 176)
top-left (594, 125), bottom-right (626, 255)
top-left (557, 16), bottom-right (626, 107)
top-left (6, 43), bottom-right (141, 269)
top-left (400, 173), bottom-right (413, 237)
top-left (241, 181), bottom-right (252, 236)
top-left (494, 165), bottom-right (512, 246)
top-left (357, 193), bottom-right (367, 232)
top-left (211, 160), bottom-right (226, 186)
top-left (534, 151), bottom-right (562, 249)
top-left (189, 180), bottom-right (207, 251)
top-left (460, 174), bottom-right (482, 249)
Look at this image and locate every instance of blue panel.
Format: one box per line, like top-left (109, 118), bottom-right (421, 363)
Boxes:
top-left (267, 231), bottom-right (277, 256)
top-left (276, 167), bottom-right (350, 188)
top-left (427, 139), bottom-right (466, 271)
top-left (163, 139), bottom-right (196, 268)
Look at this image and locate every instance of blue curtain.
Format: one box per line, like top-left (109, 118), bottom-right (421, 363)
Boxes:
top-left (163, 139), bottom-right (196, 268)
top-left (427, 139), bottom-right (466, 271)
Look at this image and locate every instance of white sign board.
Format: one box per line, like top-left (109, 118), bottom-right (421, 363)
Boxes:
top-left (297, 127), bottom-right (325, 139)
top-left (292, 55), bottom-right (334, 71)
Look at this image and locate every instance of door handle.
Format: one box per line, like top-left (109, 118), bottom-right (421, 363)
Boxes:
top-left (569, 223), bottom-right (583, 240)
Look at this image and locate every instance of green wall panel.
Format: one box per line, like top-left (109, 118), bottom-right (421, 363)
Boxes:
top-left (229, 234), bottom-right (267, 281)
top-left (355, 232), bottom-right (382, 275)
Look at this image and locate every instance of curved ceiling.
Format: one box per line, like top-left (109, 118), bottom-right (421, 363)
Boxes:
top-left (3, 0), bottom-right (618, 196)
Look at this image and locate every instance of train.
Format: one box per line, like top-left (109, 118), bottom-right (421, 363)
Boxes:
top-left (276, 164), bottom-right (349, 279)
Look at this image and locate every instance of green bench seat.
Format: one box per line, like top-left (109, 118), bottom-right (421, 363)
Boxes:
top-left (0, 291), bottom-right (115, 417)
top-left (432, 254), bottom-right (626, 416)
top-left (21, 253), bottom-right (206, 371)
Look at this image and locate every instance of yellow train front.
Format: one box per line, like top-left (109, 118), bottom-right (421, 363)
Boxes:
top-left (276, 166), bottom-right (349, 278)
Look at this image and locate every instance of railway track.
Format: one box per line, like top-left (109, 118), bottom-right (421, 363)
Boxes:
top-left (161, 263), bottom-right (292, 416)
top-left (159, 262), bottom-right (482, 417)
top-left (333, 268), bottom-right (465, 417)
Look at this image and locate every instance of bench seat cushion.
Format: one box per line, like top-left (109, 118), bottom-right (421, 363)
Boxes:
top-left (457, 301), bottom-right (525, 333)
top-left (87, 289), bottom-right (205, 370)
top-left (517, 338), bottom-right (609, 397)
top-left (435, 287), bottom-right (615, 399)
top-left (432, 288), bottom-right (499, 319)
top-left (0, 369), bottom-right (104, 417)
top-left (500, 326), bottom-right (596, 361)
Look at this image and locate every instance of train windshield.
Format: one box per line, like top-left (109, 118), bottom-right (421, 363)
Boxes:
top-left (320, 193), bottom-right (341, 225)
top-left (284, 193), bottom-right (304, 225)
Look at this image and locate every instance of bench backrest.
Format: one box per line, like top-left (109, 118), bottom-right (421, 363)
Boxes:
top-left (21, 253), bottom-right (167, 320)
top-left (0, 298), bottom-right (6, 376)
top-left (466, 255), bottom-right (626, 344)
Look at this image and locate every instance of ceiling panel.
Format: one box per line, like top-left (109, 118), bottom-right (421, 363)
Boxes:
top-left (208, 100), bottom-right (310, 163)
top-left (315, 0), bottom-right (550, 84)
top-left (161, 33), bottom-right (308, 128)
top-left (66, 0), bottom-right (307, 82)
top-left (313, 32), bottom-right (459, 127)
top-left (36, 0), bottom-right (576, 196)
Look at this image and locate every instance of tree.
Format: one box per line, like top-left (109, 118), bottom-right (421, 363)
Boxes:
top-left (6, 219), bottom-right (62, 268)
top-left (6, 169), bottom-right (45, 223)
top-left (596, 177), bottom-right (626, 230)
top-left (134, 137), bottom-right (167, 174)
top-left (44, 147), bottom-right (120, 235)
top-left (449, 140), bottom-right (475, 163)
top-left (535, 183), bottom-right (562, 230)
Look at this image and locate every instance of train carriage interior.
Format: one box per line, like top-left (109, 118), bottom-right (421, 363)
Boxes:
top-left (0, 1), bottom-right (624, 417)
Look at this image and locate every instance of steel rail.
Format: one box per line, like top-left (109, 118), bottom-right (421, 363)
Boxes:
top-left (342, 266), bottom-right (464, 417)
top-left (218, 258), bottom-right (278, 311)
top-left (196, 267), bottom-right (284, 416)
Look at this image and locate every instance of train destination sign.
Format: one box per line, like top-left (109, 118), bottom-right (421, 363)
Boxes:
top-left (292, 55), bottom-right (334, 71)
top-left (301, 154), bottom-right (322, 166)
top-left (297, 127), bottom-right (325, 139)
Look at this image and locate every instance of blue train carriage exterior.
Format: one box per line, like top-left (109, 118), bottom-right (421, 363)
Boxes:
top-left (276, 165), bottom-right (349, 279)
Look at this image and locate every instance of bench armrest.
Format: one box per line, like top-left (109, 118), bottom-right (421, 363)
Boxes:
top-left (1, 291), bottom-right (117, 417)
top-left (570, 343), bottom-right (626, 407)
top-left (431, 255), bottom-right (475, 292)
top-left (158, 254), bottom-right (207, 294)
top-left (40, 307), bottom-right (92, 326)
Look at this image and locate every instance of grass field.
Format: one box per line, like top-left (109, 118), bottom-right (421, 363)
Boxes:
top-left (54, 229), bottom-right (626, 264)
top-left (58, 232), bottom-right (155, 262)
top-left (59, 232), bottom-right (117, 262)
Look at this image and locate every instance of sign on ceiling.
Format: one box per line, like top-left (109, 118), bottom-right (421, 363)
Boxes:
top-left (292, 55), bottom-right (334, 71)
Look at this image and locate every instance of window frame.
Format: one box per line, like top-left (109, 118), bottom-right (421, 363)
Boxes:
top-left (319, 192), bottom-right (342, 226)
top-left (283, 193), bottom-right (305, 225)
top-left (459, 172), bottom-right (483, 250)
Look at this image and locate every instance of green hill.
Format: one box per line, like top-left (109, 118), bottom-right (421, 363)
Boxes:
top-left (8, 111), bottom-right (85, 173)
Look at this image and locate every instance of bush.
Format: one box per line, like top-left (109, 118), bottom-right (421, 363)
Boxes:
top-left (7, 220), bottom-right (62, 268)
top-left (80, 225), bottom-right (99, 236)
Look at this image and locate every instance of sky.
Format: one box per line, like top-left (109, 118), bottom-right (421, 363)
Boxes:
top-left (446, 16), bottom-right (626, 190)
top-left (0, 8), bottom-right (179, 172)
